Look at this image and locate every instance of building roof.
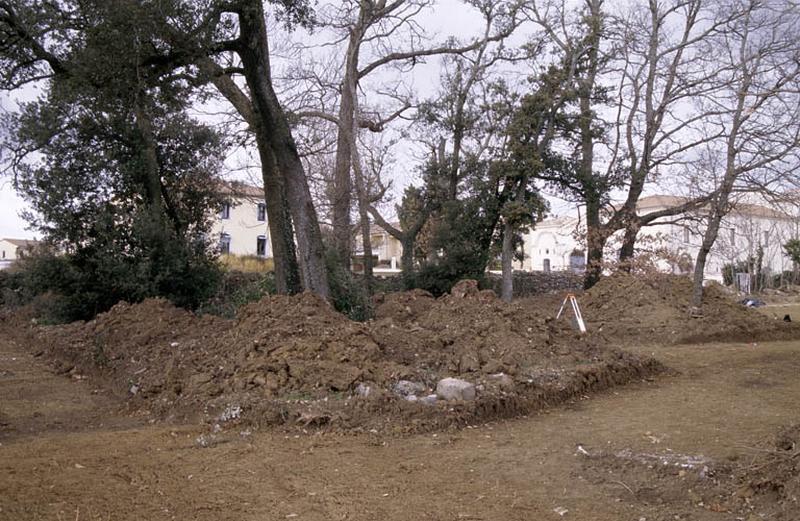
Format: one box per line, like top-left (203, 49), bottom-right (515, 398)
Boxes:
top-left (637, 194), bottom-right (794, 221)
top-left (217, 181), bottom-right (264, 199)
top-left (637, 194), bottom-right (686, 209)
top-left (2, 238), bottom-right (40, 248)
top-left (369, 222), bottom-right (402, 236)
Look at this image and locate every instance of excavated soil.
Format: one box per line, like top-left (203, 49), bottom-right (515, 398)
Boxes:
top-left (4, 274), bottom-right (795, 433)
top-left (1, 281), bottom-right (663, 433)
top-left (582, 423), bottom-right (800, 519)
top-left (580, 273), bottom-right (800, 345)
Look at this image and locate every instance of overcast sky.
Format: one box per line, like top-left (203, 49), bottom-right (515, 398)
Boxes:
top-left (0, 0), bottom-right (579, 240)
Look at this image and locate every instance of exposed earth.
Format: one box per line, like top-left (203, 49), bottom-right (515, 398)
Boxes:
top-left (2, 274), bottom-right (800, 520)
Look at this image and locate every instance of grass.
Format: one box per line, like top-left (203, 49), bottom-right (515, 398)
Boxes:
top-left (220, 254), bottom-right (274, 273)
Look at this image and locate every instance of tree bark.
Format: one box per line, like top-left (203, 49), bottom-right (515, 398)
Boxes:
top-left (195, 57), bottom-right (301, 294)
top-left (500, 219), bottom-right (514, 302)
top-left (579, 0), bottom-right (604, 290)
top-left (236, 0), bottom-right (329, 298)
top-left (132, 100), bottom-right (170, 237)
top-left (584, 197), bottom-right (606, 290)
top-left (617, 221), bottom-right (639, 272)
top-left (255, 138), bottom-right (302, 294)
top-left (331, 26), bottom-right (362, 271)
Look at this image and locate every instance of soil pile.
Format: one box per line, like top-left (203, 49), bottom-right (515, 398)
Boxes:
top-left (372, 281), bottom-right (609, 378)
top-left (27, 299), bottom-right (231, 400)
top-left (7, 283), bottom-right (664, 432)
top-left (581, 273), bottom-right (799, 344)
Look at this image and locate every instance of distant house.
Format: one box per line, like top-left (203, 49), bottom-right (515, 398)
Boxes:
top-left (0, 238), bottom-right (40, 270)
top-left (351, 223), bottom-right (404, 275)
top-left (211, 182), bottom-right (272, 258)
top-left (524, 195), bottom-right (799, 283)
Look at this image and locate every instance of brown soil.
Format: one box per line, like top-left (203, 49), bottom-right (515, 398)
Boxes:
top-left (4, 282), bottom-right (663, 433)
top-left (581, 416), bottom-right (800, 520)
top-left (5, 274), bottom-right (797, 434)
top-left (580, 273), bottom-right (800, 345)
top-left (3, 332), bottom-right (800, 520)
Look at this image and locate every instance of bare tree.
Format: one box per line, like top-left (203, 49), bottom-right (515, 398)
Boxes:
top-left (292, 0), bottom-right (522, 275)
top-left (690, 0), bottom-right (800, 309)
top-left (608, 0), bottom-right (737, 267)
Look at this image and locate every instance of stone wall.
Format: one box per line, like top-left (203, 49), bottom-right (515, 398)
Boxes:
top-left (484, 271), bottom-right (583, 298)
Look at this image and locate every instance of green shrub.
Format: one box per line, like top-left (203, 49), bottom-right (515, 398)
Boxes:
top-left (198, 270), bottom-right (275, 318)
top-left (325, 248), bottom-right (372, 322)
top-left (6, 240), bottom-right (222, 323)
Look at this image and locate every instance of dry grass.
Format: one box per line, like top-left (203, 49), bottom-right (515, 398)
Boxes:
top-left (220, 254), bottom-right (274, 273)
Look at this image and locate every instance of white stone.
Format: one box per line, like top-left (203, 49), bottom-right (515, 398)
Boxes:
top-left (355, 383), bottom-right (372, 397)
top-left (436, 378), bottom-right (476, 401)
top-left (420, 394), bottom-right (438, 406)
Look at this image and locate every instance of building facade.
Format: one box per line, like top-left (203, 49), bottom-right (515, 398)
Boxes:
top-left (524, 195), bottom-right (799, 282)
top-left (0, 238), bottom-right (40, 270)
top-left (210, 183), bottom-right (272, 258)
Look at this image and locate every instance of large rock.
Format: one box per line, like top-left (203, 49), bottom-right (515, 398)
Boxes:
top-left (436, 378), bottom-right (476, 401)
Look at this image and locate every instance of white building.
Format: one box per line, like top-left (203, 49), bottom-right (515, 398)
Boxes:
top-left (0, 238), bottom-right (40, 270)
top-left (210, 183), bottom-right (272, 258)
top-left (524, 195), bottom-right (799, 282)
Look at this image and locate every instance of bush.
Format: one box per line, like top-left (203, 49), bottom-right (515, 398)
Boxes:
top-left (415, 261), bottom-right (486, 297)
top-left (325, 248), bottom-right (372, 321)
top-left (5, 241), bottom-right (222, 323)
top-left (198, 270), bottom-right (275, 318)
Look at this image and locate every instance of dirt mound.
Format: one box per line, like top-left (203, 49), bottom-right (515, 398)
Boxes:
top-left (28, 299), bottom-right (230, 400)
top-left (581, 273), bottom-right (799, 344)
top-left (6, 284), bottom-right (665, 433)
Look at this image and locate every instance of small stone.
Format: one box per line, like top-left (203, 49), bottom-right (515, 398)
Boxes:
top-left (252, 375), bottom-right (267, 386)
top-left (393, 380), bottom-right (425, 397)
top-left (436, 378), bottom-right (476, 401)
top-left (129, 384), bottom-right (140, 395)
top-left (487, 373), bottom-right (514, 390)
top-left (420, 394), bottom-right (438, 405)
top-left (355, 383), bottom-right (372, 397)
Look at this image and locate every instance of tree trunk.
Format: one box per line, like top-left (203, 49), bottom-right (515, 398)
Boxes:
top-left (584, 198), bottom-right (606, 290)
top-left (500, 219), bottom-right (514, 302)
top-left (133, 101), bottom-right (167, 227)
top-left (332, 99), bottom-right (353, 269)
top-left (332, 9), bottom-right (369, 271)
top-left (237, 0), bottom-right (329, 298)
top-left (400, 236), bottom-right (415, 289)
top-left (350, 88), bottom-right (373, 293)
top-left (255, 138), bottom-right (301, 294)
top-left (618, 220), bottom-right (639, 272)
top-left (193, 57), bottom-right (302, 295)
top-left (691, 208), bottom-right (724, 309)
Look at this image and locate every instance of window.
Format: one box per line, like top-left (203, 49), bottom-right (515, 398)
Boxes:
top-left (219, 233), bottom-right (231, 254)
top-left (220, 203), bottom-right (231, 220)
top-left (730, 228), bottom-right (736, 245)
top-left (683, 227), bottom-right (690, 243)
top-left (763, 230), bottom-right (769, 246)
top-left (257, 203), bottom-right (266, 222)
top-left (256, 235), bottom-right (267, 257)
top-left (1, 250), bottom-right (4, 259)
